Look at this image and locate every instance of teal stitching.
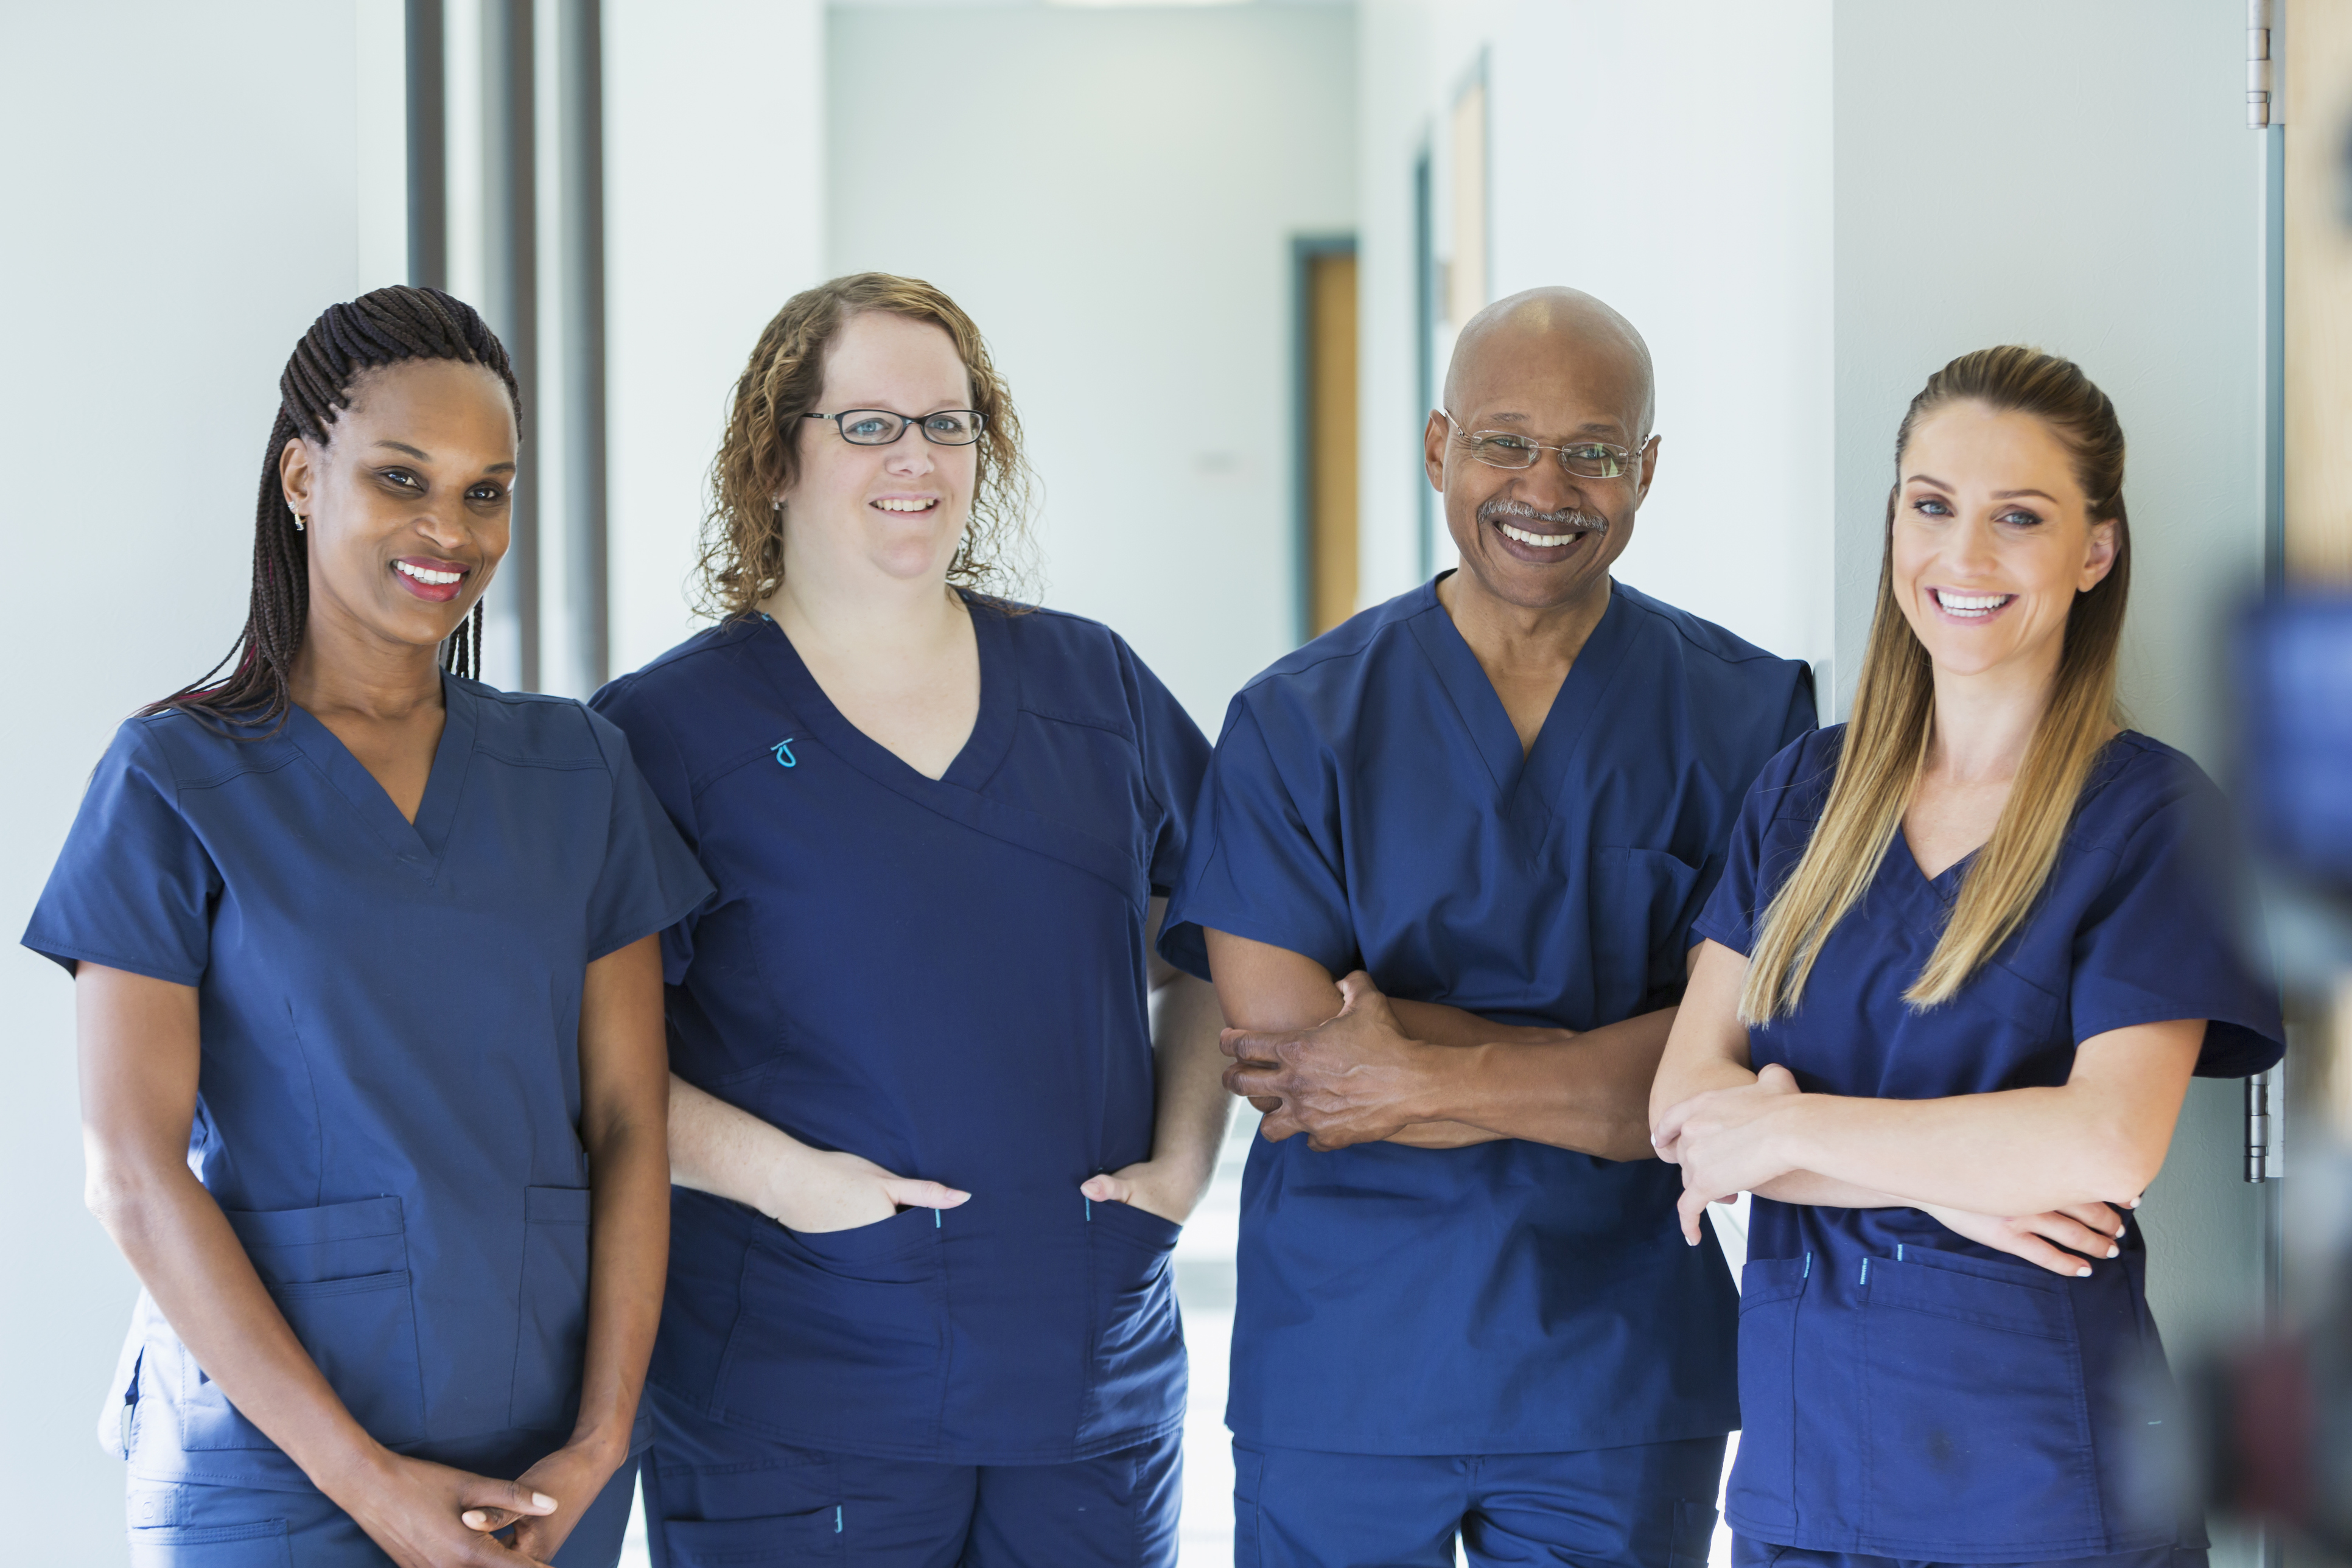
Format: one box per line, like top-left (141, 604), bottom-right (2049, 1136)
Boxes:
top-left (771, 738), bottom-right (797, 768)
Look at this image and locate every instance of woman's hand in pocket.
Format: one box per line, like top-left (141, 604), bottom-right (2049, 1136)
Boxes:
top-left (1920, 1201), bottom-right (2130, 1278)
top-left (1080, 1159), bottom-right (1206, 1225)
top-left (765, 1147), bottom-right (969, 1235)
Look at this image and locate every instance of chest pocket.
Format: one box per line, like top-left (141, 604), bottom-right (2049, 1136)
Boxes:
top-left (1588, 847), bottom-right (1702, 1020)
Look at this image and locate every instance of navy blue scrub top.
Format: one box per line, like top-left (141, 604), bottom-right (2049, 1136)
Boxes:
top-left (1693, 727), bottom-right (2284, 1561)
top-left (1161, 576), bottom-right (1816, 1455)
top-left (590, 598), bottom-right (1212, 1466)
top-left (22, 678), bottom-right (712, 1491)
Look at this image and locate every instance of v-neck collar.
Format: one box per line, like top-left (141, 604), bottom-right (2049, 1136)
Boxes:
top-left (753, 592), bottom-right (1019, 794)
top-left (1404, 573), bottom-right (1634, 806)
top-left (284, 671), bottom-right (478, 877)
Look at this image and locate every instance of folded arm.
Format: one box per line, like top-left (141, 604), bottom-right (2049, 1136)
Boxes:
top-left (1651, 939), bottom-right (2178, 1273)
top-left (1205, 929), bottom-right (1669, 1160)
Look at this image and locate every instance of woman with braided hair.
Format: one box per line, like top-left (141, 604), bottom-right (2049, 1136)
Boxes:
top-left (23, 285), bottom-right (710, 1566)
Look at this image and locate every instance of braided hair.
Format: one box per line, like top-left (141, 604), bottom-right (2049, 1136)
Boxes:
top-left (151, 285), bottom-right (522, 732)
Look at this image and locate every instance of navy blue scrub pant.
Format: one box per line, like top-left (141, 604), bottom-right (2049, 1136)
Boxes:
top-left (643, 1386), bottom-right (1181, 1566)
top-left (1731, 1542), bottom-right (2208, 1568)
top-left (122, 1455), bottom-right (639, 1566)
top-left (1234, 1435), bottom-right (1726, 1568)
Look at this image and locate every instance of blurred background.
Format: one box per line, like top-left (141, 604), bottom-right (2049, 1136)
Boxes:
top-left (4, 1), bottom-right (2348, 1564)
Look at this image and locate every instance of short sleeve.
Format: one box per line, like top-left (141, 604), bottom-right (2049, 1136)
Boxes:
top-left (1117, 640), bottom-right (1214, 973)
top-left (1673, 665), bottom-right (1820, 971)
top-left (1158, 696), bottom-right (1355, 983)
top-left (2070, 777), bottom-right (2284, 1077)
top-left (581, 706), bottom-right (715, 967)
top-left (1690, 732), bottom-right (1822, 959)
top-left (21, 720), bottom-right (219, 985)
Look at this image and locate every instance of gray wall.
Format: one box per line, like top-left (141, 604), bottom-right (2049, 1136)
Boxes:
top-left (825, 1), bottom-right (1359, 727)
top-left (1831, 0), bottom-right (2272, 1386)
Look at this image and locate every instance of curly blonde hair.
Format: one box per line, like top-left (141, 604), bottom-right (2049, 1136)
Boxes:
top-left (697, 273), bottom-right (1038, 618)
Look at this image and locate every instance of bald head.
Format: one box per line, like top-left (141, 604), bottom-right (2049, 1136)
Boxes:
top-left (1443, 287), bottom-right (1654, 439)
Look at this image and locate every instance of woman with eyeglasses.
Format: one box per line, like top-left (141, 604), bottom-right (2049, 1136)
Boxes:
top-left (1650, 346), bottom-right (2282, 1567)
top-left (592, 273), bottom-right (1227, 1565)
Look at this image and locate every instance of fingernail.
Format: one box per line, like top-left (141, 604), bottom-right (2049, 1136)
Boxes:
top-left (2127, 1196), bottom-right (2141, 1209)
top-left (463, 1511), bottom-right (486, 1528)
top-left (2075, 1267), bottom-right (2092, 1278)
top-left (533, 1493), bottom-right (557, 1510)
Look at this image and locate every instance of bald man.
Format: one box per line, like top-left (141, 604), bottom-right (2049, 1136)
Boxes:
top-left (1158, 289), bottom-right (1815, 1567)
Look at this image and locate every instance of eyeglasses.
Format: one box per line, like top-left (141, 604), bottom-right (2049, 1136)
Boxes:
top-left (803, 408), bottom-right (987, 447)
top-left (1444, 413), bottom-right (1643, 479)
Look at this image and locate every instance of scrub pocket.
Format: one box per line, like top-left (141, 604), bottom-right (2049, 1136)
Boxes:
top-left (1083, 1198), bottom-right (1185, 1435)
top-left (715, 1208), bottom-right (945, 1445)
top-left (1726, 1256), bottom-right (1807, 1533)
top-left (660, 1509), bottom-right (845, 1564)
top-left (126, 1519), bottom-right (291, 1567)
top-left (189, 1198), bottom-right (423, 1449)
top-left (511, 1185), bottom-right (593, 1432)
top-left (1860, 1248), bottom-right (2099, 1550)
top-left (1589, 847), bottom-right (1702, 1018)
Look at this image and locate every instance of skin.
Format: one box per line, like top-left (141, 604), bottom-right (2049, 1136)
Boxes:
top-left (1648, 401), bottom-right (2202, 1279)
top-left (1213, 287), bottom-right (1677, 1162)
top-left (667, 310), bottom-right (1231, 1231)
top-left (79, 359), bottom-right (672, 1567)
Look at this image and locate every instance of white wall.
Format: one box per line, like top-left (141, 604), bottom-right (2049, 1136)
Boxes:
top-left (605, 0), bottom-right (827, 681)
top-left (825, 1), bottom-right (1358, 727)
top-left (0, 5), bottom-right (370, 1556)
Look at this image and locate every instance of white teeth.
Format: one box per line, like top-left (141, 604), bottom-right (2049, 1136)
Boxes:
top-left (1934, 589), bottom-right (2014, 617)
top-left (395, 561), bottom-right (461, 585)
top-left (1500, 522), bottom-right (1578, 548)
top-left (874, 498), bottom-right (935, 514)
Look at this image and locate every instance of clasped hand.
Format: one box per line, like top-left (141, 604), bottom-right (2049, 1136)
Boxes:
top-left (1220, 971), bottom-right (1433, 1150)
top-left (1651, 1063), bottom-right (1807, 1243)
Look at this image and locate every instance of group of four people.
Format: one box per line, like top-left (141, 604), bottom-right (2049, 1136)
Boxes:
top-left (29, 275), bottom-right (2282, 1568)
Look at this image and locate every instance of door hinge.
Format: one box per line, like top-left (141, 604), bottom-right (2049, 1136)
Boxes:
top-left (2250, 0), bottom-right (2277, 129)
top-left (2246, 1068), bottom-right (2278, 1182)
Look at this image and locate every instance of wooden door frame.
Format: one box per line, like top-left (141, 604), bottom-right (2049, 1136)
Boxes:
top-left (1293, 233), bottom-right (1359, 645)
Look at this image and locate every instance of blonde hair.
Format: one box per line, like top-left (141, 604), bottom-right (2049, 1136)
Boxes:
top-left (1740, 346), bottom-right (2131, 1023)
top-left (697, 272), bottom-right (1037, 618)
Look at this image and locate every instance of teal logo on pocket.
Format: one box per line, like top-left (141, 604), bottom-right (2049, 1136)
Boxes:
top-left (772, 738), bottom-right (797, 769)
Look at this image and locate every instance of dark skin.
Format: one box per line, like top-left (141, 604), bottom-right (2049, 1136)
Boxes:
top-left (1215, 288), bottom-right (1677, 1162)
top-left (78, 361), bottom-right (671, 1567)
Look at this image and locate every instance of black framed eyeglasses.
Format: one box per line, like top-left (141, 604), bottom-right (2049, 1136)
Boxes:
top-left (1444, 412), bottom-right (1642, 479)
top-left (803, 408), bottom-right (987, 447)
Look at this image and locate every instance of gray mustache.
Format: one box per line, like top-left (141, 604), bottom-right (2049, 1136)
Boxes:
top-left (1479, 498), bottom-right (1608, 534)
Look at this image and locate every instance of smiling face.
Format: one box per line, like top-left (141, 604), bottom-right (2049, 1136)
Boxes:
top-left (776, 310), bottom-right (977, 593)
top-left (280, 357), bottom-right (516, 656)
top-left (1891, 399), bottom-right (2119, 684)
top-left (1426, 296), bottom-right (1657, 615)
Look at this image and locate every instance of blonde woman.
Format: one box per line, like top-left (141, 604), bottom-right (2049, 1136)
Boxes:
top-left (590, 274), bottom-right (1227, 1565)
top-left (1650, 346), bottom-right (2280, 1568)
